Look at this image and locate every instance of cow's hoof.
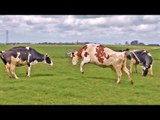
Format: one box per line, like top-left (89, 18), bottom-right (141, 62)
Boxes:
top-left (116, 81), bottom-right (120, 85)
top-left (10, 77), bottom-right (14, 80)
top-left (81, 72), bottom-right (84, 74)
top-left (9, 76), bottom-right (12, 78)
top-left (130, 81), bottom-right (134, 85)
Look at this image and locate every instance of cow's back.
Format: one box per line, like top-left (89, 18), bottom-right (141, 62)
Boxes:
top-left (85, 44), bottom-right (97, 54)
top-left (84, 44), bottom-right (115, 65)
top-left (104, 48), bottom-right (127, 65)
top-left (84, 44), bottom-right (101, 62)
top-left (8, 46), bottom-right (31, 61)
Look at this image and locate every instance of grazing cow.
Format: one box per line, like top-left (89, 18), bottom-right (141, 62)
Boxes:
top-left (127, 50), bottom-right (153, 76)
top-left (0, 46), bottom-right (53, 79)
top-left (68, 44), bottom-right (133, 84)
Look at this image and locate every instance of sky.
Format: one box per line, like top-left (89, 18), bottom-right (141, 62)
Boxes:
top-left (0, 15), bottom-right (160, 45)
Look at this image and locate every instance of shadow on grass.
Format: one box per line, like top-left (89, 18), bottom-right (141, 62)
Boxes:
top-left (87, 76), bottom-right (115, 81)
top-left (31, 73), bottom-right (54, 77)
top-left (17, 73), bottom-right (54, 78)
top-left (132, 72), bottom-right (154, 77)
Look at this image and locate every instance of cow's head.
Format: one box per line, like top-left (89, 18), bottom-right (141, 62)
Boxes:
top-left (70, 51), bottom-right (79, 65)
top-left (68, 45), bottom-right (88, 65)
top-left (66, 51), bottom-right (79, 65)
top-left (44, 53), bottom-right (53, 66)
top-left (142, 64), bottom-right (151, 76)
top-left (143, 54), bottom-right (153, 76)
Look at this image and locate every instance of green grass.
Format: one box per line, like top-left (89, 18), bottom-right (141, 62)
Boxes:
top-left (0, 44), bottom-right (160, 105)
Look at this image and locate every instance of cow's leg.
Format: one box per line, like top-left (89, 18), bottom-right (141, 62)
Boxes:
top-left (134, 64), bottom-right (137, 73)
top-left (150, 64), bottom-right (153, 76)
top-left (122, 66), bottom-right (133, 84)
top-left (80, 57), bottom-right (90, 73)
top-left (5, 63), bottom-right (12, 78)
top-left (116, 69), bottom-right (122, 84)
top-left (10, 63), bottom-right (18, 79)
top-left (27, 63), bottom-right (32, 77)
top-left (112, 64), bottom-right (122, 84)
top-left (129, 60), bottom-right (134, 75)
top-left (142, 66), bottom-right (144, 75)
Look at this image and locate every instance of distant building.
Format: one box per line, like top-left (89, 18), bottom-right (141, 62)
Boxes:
top-left (139, 42), bottom-right (145, 46)
top-left (130, 40), bottom-right (138, 45)
top-left (130, 40), bottom-right (145, 46)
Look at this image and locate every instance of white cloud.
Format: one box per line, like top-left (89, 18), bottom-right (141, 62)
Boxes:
top-left (132, 24), bottom-right (157, 32)
top-left (64, 15), bottom-right (76, 25)
top-left (0, 15), bottom-right (160, 44)
top-left (143, 15), bottom-right (160, 22)
top-left (64, 16), bottom-right (107, 26)
top-left (83, 17), bottom-right (106, 25)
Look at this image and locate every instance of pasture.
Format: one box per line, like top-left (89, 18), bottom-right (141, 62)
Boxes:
top-left (0, 44), bottom-right (160, 105)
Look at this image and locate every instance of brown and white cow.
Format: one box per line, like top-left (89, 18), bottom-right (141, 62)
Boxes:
top-left (0, 46), bottom-right (53, 79)
top-left (68, 44), bottom-right (133, 84)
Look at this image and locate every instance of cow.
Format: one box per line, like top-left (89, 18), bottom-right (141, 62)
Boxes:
top-left (68, 44), bottom-right (133, 85)
top-left (0, 46), bottom-right (53, 79)
top-left (127, 50), bottom-right (153, 76)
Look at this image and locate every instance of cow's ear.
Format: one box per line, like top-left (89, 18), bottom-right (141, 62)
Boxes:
top-left (45, 53), bottom-right (48, 56)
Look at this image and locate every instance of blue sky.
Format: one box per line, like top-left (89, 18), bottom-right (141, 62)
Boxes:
top-left (0, 15), bottom-right (160, 45)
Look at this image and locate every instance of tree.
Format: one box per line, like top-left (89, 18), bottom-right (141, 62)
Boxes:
top-left (125, 41), bottom-right (129, 45)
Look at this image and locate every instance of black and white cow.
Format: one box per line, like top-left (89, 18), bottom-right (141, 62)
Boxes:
top-left (127, 50), bottom-right (153, 76)
top-left (0, 46), bottom-right (53, 79)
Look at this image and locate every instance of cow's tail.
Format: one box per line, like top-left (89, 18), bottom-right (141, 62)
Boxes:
top-left (122, 51), bottom-right (133, 84)
top-left (122, 51), bottom-right (129, 69)
top-left (120, 51), bottom-right (131, 75)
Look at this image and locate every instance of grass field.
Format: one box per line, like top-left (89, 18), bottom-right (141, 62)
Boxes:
top-left (0, 44), bottom-right (160, 105)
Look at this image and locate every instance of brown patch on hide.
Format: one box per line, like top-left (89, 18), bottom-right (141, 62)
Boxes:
top-left (76, 45), bottom-right (88, 59)
top-left (95, 45), bottom-right (109, 63)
